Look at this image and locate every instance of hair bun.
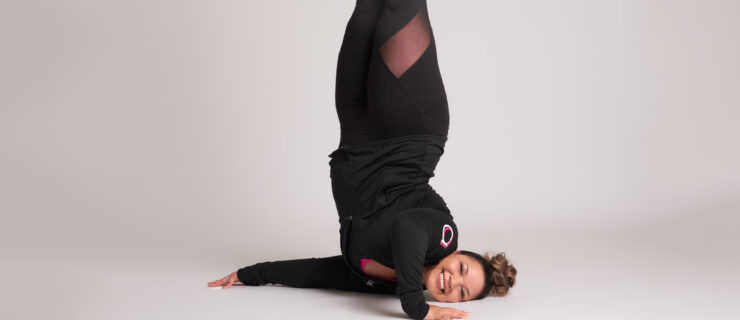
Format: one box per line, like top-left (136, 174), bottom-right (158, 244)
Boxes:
top-left (486, 252), bottom-right (517, 296)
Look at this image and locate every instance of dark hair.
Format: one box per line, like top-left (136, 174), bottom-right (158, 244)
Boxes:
top-left (457, 250), bottom-right (517, 300)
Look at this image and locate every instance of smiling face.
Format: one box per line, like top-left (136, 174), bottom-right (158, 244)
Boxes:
top-left (424, 251), bottom-right (486, 302)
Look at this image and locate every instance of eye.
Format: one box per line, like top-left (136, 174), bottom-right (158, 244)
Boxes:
top-left (459, 263), bottom-right (464, 298)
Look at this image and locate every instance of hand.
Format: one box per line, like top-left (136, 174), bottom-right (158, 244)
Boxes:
top-left (424, 304), bottom-right (469, 320)
top-left (208, 271), bottom-right (239, 289)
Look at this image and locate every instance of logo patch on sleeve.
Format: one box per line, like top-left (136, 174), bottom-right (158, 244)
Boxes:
top-left (440, 224), bottom-right (454, 249)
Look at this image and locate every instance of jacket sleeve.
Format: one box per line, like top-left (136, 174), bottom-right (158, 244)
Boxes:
top-left (391, 209), bottom-right (433, 320)
top-left (236, 255), bottom-right (393, 294)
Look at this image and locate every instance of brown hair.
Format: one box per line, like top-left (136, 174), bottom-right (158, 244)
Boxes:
top-left (458, 251), bottom-right (517, 300)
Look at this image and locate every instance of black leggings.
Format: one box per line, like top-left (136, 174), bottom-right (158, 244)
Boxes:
top-left (335, 0), bottom-right (449, 147)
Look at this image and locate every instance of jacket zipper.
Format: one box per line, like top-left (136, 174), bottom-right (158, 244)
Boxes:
top-left (341, 215), bottom-right (380, 288)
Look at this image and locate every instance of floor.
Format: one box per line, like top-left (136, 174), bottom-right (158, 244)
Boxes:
top-left (3, 209), bottom-right (737, 320)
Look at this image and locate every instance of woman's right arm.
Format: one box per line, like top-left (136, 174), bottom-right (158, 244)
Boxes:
top-left (210, 255), bottom-right (394, 294)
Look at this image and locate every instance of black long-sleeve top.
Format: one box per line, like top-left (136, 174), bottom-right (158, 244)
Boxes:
top-left (237, 134), bottom-right (458, 320)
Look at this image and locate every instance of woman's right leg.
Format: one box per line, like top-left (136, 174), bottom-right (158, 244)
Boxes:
top-left (339, 0), bottom-right (449, 146)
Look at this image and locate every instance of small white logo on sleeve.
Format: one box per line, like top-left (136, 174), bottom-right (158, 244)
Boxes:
top-left (439, 224), bottom-right (454, 249)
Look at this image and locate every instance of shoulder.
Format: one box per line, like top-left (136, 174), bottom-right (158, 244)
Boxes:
top-left (394, 208), bottom-right (456, 227)
top-left (393, 208), bottom-right (458, 253)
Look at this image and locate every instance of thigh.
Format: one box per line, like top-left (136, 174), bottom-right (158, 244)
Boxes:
top-left (354, 1), bottom-right (449, 142)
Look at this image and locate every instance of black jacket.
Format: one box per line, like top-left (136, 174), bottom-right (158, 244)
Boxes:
top-left (237, 134), bottom-right (458, 320)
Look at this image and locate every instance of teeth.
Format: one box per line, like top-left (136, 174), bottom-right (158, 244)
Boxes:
top-left (439, 271), bottom-right (445, 291)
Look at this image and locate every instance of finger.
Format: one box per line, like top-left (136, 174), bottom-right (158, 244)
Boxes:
top-left (443, 310), bottom-right (467, 319)
top-left (224, 279), bottom-right (234, 289)
top-left (207, 279), bottom-right (223, 287)
top-left (212, 278), bottom-right (227, 286)
top-left (443, 307), bottom-right (466, 314)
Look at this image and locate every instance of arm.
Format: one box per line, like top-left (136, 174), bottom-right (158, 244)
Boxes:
top-left (391, 209), bottom-right (432, 320)
top-left (236, 255), bottom-right (393, 294)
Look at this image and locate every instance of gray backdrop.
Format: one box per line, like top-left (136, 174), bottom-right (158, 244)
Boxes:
top-left (1, 1), bottom-right (738, 319)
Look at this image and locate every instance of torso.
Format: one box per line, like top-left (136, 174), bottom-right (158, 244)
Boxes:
top-left (331, 135), bottom-right (449, 283)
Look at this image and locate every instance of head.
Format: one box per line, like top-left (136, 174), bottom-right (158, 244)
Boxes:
top-left (423, 250), bottom-right (517, 302)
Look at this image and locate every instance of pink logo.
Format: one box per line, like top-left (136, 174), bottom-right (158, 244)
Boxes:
top-left (440, 224), bottom-right (454, 249)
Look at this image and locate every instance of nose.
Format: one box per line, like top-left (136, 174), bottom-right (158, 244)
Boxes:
top-left (450, 272), bottom-right (462, 290)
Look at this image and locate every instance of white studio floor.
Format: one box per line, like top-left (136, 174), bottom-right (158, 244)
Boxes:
top-left (3, 208), bottom-right (737, 320)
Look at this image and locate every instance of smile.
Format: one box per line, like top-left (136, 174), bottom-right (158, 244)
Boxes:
top-left (439, 270), bottom-right (445, 292)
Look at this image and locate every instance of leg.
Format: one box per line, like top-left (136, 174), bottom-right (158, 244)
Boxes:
top-left (335, 0), bottom-right (386, 146)
top-left (346, 0), bottom-right (449, 145)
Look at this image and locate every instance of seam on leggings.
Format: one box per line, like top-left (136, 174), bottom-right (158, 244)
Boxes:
top-left (389, 45), bottom-right (447, 135)
top-left (378, 5), bottom-right (446, 134)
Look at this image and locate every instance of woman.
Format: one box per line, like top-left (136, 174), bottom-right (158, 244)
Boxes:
top-left (208, 1), bottom-right (517, 319)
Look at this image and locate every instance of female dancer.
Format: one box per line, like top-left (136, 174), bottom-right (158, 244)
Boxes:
top-left (208, 1), bottom-right (517, 319)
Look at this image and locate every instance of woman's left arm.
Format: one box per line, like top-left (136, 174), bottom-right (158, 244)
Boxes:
top-left (391, 209), bottom-right (433, 320)
top-left (392, 208), bottom-right (460, 320)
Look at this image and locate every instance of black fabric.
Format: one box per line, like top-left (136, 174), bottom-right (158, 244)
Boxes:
top-left (238, 1), bottom-right (455, 319)
top-left (237, 204), bottom-right (457, 320)
top-left (236, 255), bottom-right (395, 295)
top-left (329, 134), bottom-right (457, 320)
top-left (238, 135), bottom-right (459, 320)
top-left (335, 0), bottom-right (448, 147)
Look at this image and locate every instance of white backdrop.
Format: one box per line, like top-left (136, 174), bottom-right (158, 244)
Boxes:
top-left (1, 1), bottom-right (738, 319)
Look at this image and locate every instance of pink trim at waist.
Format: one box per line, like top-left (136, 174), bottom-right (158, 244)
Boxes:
top-left (360, 258), bottom-right (397, 282)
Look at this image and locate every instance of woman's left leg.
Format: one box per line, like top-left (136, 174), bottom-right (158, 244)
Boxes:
top-left (335, 0), bottom-right (386, 147)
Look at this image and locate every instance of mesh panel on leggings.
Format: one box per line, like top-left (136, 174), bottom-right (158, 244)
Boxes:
top-left (378, 7), bottom-right (431, 79)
